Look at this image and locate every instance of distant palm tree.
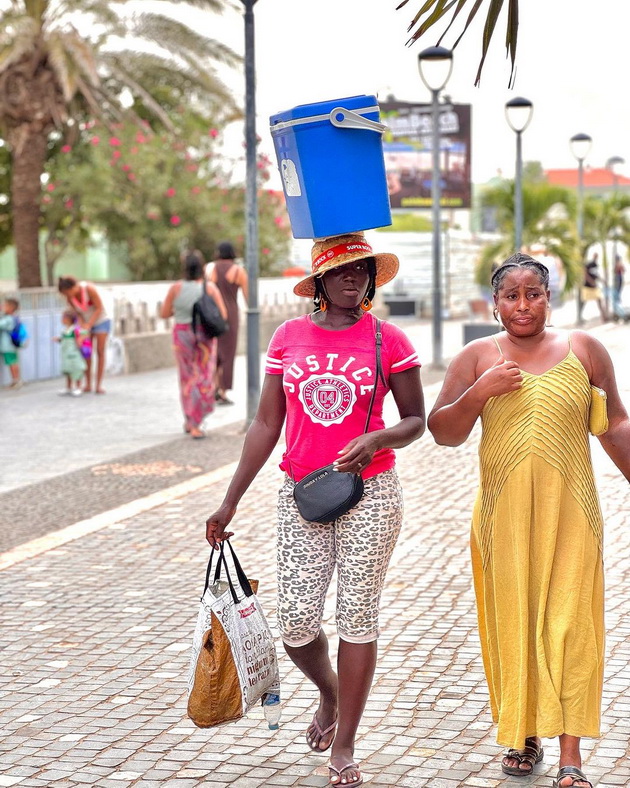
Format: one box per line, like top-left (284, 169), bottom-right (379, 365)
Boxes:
top-left (476, 178), bottom-right (581, 291)
top-left (0, 0), bottom-right (240, 286)
top-left (581, 193), bottom-right (630, 313)
top-left (397, 0), bottom-right (519, 85)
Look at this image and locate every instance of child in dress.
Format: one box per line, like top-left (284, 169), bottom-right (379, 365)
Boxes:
top-left (55, 310), bottom-right (87, 396)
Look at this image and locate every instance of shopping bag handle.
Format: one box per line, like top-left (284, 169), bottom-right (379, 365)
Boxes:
top-left (202, 541), bottom-right (254, 603)
top-left (223, 540), bottom-right (255, 599)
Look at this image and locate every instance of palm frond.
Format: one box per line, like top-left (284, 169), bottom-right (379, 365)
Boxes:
top-left (157, 0), bottom-right (232, 13)
top-left (48, 1), bottom-right (127, 35)
top-left (57, 28), bottom-right (100, 85)
top-left (132, 12), bottom-right (241, 68)
top-left (401, 0), bottom-right (519, 86)
top-left (0, 14), bottom-right (38, 73)
top-left (103, 56), bottom-right (175, 131)
top-left (100, 49), bottom-right (238, 117)
top-left (474, 0), bottom-right (505, 87)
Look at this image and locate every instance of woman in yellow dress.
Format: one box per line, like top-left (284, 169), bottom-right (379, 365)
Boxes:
top-left (428, 253), bottom-right (630, 788)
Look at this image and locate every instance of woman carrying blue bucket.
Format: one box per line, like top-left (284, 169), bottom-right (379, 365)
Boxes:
top-left (205, 232), bottom-right (425, 787)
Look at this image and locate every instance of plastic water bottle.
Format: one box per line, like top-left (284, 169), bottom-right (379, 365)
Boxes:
top-left (262, 692), bottom-right (281, 730)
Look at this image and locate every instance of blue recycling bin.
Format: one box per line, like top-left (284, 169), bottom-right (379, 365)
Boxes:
top-left (269, 95), bottom-right (392, 239)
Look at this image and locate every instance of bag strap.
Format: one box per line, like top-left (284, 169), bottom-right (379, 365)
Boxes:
top-left (224, 540), bottom-right (254, 598)
top-left (202, 541), bottom-right (254, 603)
top-left (363, 319), bottom-right (385, 434)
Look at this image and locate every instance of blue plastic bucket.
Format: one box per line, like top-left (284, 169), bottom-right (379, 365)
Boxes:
top-left (269, 95), bottom-right (392, 239)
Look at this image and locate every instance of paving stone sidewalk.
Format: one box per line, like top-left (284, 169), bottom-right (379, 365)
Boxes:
top-left (0, 323), bottom-right (628, 788)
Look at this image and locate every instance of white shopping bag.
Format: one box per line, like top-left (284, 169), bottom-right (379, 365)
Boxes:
top-left (186, 541), bottom-right (280, 727)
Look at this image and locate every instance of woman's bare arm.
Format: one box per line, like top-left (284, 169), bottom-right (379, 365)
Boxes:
top-left (428, 344), bottom-right (523, 446)
top-left (585, 334), bottom-right (630, 481)
top-left (160, 282), bottom-right (180, 319)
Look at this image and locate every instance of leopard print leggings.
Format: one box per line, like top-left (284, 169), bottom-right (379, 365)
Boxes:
top-left (276, 468), bottom-right (403, 647)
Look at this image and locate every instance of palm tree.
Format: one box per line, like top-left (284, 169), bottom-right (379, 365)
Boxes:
top-left (0, 0), bottom-right (240, 287)
top-left (397, 0), bottom-right (519, 85)
top-left (581, 193), bottom-right (630, 314)
top-left (476, 178), bottom-right (581, 290)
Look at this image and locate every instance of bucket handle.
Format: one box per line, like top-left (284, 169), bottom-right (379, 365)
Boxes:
top-left (329, 107), bottom-right (386, 134)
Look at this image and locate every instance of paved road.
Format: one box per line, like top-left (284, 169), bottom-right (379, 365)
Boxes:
top-left (0, 314), bottom-right (628, 788)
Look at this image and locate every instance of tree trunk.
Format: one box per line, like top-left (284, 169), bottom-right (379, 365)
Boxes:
top-left (11, 132), bottom-right (47, 287)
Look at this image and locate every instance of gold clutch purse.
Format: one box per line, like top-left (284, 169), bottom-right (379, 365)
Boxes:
top-left (589, 386), bottom-right (608, 436)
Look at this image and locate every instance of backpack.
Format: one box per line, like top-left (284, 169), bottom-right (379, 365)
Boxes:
top-left (10, 318), bottom-right (28, 349)
top-left (192, 282), bottom-right (229, 339)
top-left (74, 327), bottom-right (92, 359)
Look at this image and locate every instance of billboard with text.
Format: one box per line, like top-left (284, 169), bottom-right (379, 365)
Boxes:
top-left (380, 100), bottom-right (472, 210)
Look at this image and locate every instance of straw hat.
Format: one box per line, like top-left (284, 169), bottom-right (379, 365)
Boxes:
top-left (293, 232), bottom-right (399, 298)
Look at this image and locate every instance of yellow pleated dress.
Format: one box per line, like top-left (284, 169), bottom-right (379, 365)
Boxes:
top-left (470, 339), bottom-right (605, 749)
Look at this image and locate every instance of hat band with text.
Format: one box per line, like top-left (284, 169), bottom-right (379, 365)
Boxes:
top-left (313, 242), bottom-right (373, 273)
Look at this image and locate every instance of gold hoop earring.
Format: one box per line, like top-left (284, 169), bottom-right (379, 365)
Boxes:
top-left (492, 307), bottom-right (500, 323)
top-left (319, 297), bottom-right (327, 312)
top-left (360, 297), bottom-right (372, 312)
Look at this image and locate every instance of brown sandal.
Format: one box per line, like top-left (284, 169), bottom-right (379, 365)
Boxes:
top-left (501, 737), bottom-right (544, 776)
top-left (552, 766), bottom-right (593, 788)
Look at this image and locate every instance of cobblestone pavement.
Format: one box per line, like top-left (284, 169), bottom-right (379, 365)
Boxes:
top-left (0, 322), bottom-right (628, 788)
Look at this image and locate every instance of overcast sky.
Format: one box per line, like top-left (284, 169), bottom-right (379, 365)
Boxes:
top-left (195, 0), bottom-right (629, 190)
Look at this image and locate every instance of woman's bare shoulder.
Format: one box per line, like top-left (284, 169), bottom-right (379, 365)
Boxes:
top-left (451, 334), bottom-right (500, 368)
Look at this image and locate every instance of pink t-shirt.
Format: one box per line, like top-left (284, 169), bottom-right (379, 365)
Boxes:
top-left (265, 313), bottom-right (420, 482)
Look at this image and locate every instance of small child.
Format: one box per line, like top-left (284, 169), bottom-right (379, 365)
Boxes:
top-left (54, 310), bottom-right (87, 396)
top-left (0, 297), bottom-right (23, 389)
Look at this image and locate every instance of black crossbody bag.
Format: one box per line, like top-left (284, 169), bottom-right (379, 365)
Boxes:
top-left (292, 319), bottom-right (386, 524)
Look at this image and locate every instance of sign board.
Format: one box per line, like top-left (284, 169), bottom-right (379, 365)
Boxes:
top-left (379, 100), bottom-right (472, 210)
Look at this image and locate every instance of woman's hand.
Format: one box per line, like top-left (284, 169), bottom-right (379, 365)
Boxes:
top-left (334, 433), bottom-right (381, 474)
top-left (474, 356), bottom-right (523, 399)
top-left (205, 503), bottom-right (236, 549)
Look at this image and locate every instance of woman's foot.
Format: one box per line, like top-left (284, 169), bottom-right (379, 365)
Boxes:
top-left (95, 388), bottom-right (106, 394)
top-left (306, 712), bottom-right (337, 752)
top-left (501, 736), bottom-right (543, 776)
top-left (190, 427), bottom-right (205, 439)
top-left (328, 755), bottom-right (362, 786)
top-left (83, 386), bottom-right (92, 393)
top-left (553, 766), bottom-right (593, 788)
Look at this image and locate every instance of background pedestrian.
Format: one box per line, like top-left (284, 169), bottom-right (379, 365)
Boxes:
top-left (58, 276), bottom-right (111, 394)
top-left (53, 310), bottom-right (87, 397)
top-left (207, 241), bottom-right (248, 405)
top-left (0, 297), bottom-right (23, 389)
top-left (613, 254), bottom-right (625, 320)
top-left (205, 232), bottom-right (425, 788)
top-left (160, 252), bottom-right (227, 439)
top-left (580, 252), bottom-right (607, 323)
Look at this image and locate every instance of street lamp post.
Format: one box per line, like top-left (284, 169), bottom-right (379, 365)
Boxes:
top-left (242, 0), bottom-right (260, 425)
top-left (606, 154), bottom-right (624, 315)
top-left (570, 133), bottom-right (592, 326)
top-left (505, 97), bottom-right (533, 252)
top-left (418, 45), bottom-right (453, 370)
